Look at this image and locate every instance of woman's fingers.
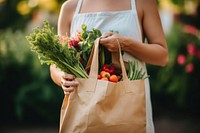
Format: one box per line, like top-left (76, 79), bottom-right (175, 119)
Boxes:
top-left (62, 72), bottom-right (75, 80)
top-left (100, 32), bottom-right (124, 53)
top-left (61, 84), bottom-right (77, 94)
top-left (100, 38), bottom-right (119, 52)
top-left (61, 75), bottom-right (79, 94)
top-left (62, 86), bottom-right (76, 93)
top-left (61, 78), bottom-right (79, 87)
top-left (101, 32), bottom-right (114, 38)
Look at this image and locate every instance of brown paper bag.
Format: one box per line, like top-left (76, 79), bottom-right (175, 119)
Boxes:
top-left (59, 38), bottom-right (146, 133)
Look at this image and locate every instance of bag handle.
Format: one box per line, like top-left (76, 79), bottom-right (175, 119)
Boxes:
top-left (89, 38), bottom-right (129, 81)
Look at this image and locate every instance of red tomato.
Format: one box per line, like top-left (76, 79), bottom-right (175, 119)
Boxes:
top-left (98, 75), bottom-right (101, 79)
top-left (100, 71), bottom-right (110, 78)
top-left (109, 75), bottom-right (118, 82)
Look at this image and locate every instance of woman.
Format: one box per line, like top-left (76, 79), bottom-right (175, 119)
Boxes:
top-left (50, 0), bottom-right (168, 132)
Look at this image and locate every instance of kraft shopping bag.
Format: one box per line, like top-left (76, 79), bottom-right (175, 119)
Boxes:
top-left (59, 38), bottom-right (146, 133)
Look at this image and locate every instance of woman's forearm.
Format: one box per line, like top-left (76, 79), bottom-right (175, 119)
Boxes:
top-left (120, 36), bottom-right (168, 66)
top-left (50, 65), bottom-right (62, 87)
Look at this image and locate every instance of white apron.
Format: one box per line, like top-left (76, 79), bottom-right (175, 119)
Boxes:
top-left (70, 0), bottom-right (155, 132)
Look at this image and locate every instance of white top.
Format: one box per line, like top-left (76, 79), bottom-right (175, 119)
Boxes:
top-left (70, 0), bottom-right (155, 132)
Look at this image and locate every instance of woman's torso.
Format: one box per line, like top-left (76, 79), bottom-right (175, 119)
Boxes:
top-left (68, 0), bottom-right (155, 132)
top-left (70, 0), bottom-right (146, 68)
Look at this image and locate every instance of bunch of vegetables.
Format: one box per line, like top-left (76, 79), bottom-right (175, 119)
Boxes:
top-left (78, 24), bottom-right (105, 68)
top-left (26, 20), bottom-right (148, 81)
top-left (98, 64), bottom-right (120, 82)
top-left (127, 61), bottom-right (149, 80)
top-left (26, 21), bottom-right (89, 78)
top-left (98, 62), bottom-right (149, 82)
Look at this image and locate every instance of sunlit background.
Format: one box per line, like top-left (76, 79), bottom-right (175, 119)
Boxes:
top-left (0, 0), bottom-right (200, 133)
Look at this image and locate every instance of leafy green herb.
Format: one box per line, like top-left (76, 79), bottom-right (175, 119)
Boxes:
top-left (26, 20), bottom-right (88, 78)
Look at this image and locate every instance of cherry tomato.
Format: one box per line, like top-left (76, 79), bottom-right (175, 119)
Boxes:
top-left (109, 75), bottom-right (118, 82)
top-left (98, 75), bottom-right (101, 79)
top-left (100, 71), bottom-right (110, 78)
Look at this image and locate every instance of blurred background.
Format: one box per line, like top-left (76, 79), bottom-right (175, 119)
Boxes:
top-left (0, 0), bottom-right (200, 133)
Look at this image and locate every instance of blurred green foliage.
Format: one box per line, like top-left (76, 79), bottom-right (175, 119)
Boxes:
top-left (0, 0), bottom-right (31, 30)
top-left (170, 0), bottom-right (184, 6)
top-left (148, 23), bottom-right (200, 115)
top-left (0, 29), bottom-right (63, 124)
top-left (0, 0), bottom-right (65, 30)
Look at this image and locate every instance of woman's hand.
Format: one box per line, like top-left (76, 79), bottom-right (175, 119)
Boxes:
top-left (60, 72), bottom-right (79, 94)
top-left (100, 32), bottom-right (125, 52)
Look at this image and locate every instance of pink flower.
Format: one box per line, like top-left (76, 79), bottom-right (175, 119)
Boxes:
top-left (68, 39), bottom-right (79, 47)
top-left (177, 54), bottom-right (186, 65)
top-left (75, 31), bottom-right (82, 42)
top-left (183, 25), bottom-right (198, 35)
top-left (187, 43), bottom-right (197, 56)
top-left (185, 63), bottom-right (194, 73)
top-left (60, 36), bottom-right (67, 44)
